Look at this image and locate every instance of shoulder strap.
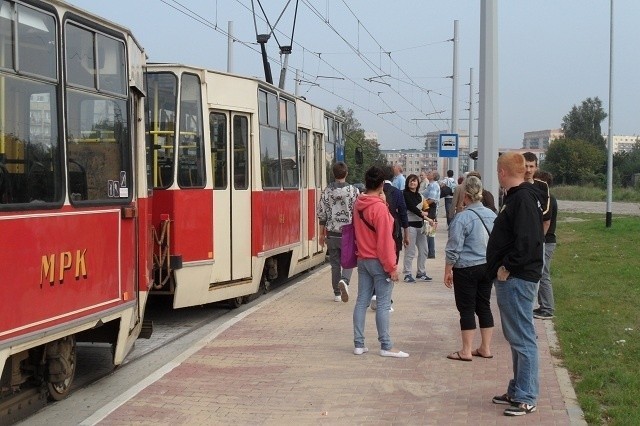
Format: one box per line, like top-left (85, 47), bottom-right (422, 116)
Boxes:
top-left (467, 208), bottom-right (490, 235)
top-left (358, 209), bottom-right (376, 233)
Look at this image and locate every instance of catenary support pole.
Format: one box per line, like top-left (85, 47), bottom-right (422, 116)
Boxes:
top-left (478, 0), bottom-right (499, 201)
top-left (468, 67), bottom-right (474, 172)
top-left (227, 21), bottom-right (234, 73)
top-left (606, 0), bottom-right (614, 227)
top-left (450, 20), bottom-right (459, 178)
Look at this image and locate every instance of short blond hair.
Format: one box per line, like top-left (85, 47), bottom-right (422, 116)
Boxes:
top-left (498, 152), bottom-right (525, 177)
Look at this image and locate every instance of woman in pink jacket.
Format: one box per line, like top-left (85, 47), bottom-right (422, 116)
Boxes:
top-left (352, 166), bottom-right (409, 358)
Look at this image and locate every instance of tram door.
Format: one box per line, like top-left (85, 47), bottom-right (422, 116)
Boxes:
top-left (299, 129), bottom-right (309, 259)
top-left (210, 112), bottom-right (252, 282)
top-left (312, 132), bottom-right (324, 254)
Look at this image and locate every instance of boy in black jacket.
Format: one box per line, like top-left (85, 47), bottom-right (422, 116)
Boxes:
top-left (486, 152), bottom-right (544, 417)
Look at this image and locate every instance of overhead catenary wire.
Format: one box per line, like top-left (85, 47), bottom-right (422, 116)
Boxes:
top-left (300, 0), bottom-right (449, 131)
top-left (162, 0), bottom-right (445, 141)
top-left (230, 0), bottom-right (445, 135)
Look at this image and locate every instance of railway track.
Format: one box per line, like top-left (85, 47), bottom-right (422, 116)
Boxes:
top-left (2, 298), bottom-right (237, 425)
top-left (8, 272), bottom-right (309, 426)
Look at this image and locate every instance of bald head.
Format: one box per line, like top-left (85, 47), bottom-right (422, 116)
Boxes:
top-left (497, 152), bottom-right (526, 190)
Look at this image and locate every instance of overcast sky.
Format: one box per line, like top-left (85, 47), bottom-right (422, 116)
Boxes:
top-left (69, 0), bottom-right (639, 150)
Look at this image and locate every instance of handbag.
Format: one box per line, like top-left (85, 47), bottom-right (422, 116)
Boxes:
top-left (340, 208), bottom-right (375, 269)
top-left (340, 223), bottom-right (358, 269)
top-left (421, 220), bottom-right (432, 236)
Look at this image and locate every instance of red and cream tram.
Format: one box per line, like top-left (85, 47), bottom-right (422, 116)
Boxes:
top-left (145, 64), bottom-right (345, 308)
top-left (0, 0), bottom-right (152, 408)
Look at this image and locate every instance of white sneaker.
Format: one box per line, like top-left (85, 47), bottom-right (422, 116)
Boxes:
top-left (380, 349), bottom-right (409, 358)
top-left (338, 279), bottom-right (349, 302)
top-left (389, 306), bottom-right (394, 312)
top-left (353, 347), bottom-right (369, 355)
top-left (334, 295), bottom-right (342, 302)
top-left (370, 295), bottom-right (377, 310)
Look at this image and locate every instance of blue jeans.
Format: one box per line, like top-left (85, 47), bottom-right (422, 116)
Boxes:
top-left (327, 235), bottom-right (353, 295)
top-left (537, 243), bottom-right (556, 315)
top-left (494, 276), bottom-right (539, 406)
top-left (353, 258), bottom-right (394, 351)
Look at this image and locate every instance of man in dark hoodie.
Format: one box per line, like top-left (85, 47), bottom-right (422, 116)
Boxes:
top-left (486, 152), bottom-right (544, 417)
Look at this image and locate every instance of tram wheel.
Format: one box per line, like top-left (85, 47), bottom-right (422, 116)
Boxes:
top-left (46, 336), bottom-right (76, 401)
top-left (229, 296), bottom-right (243, 309)
top-left (261, 278), bottom-right (271, 294)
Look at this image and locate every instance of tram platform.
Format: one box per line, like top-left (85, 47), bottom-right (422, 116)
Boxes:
top-left (41, 222), bottom-right (586, 425)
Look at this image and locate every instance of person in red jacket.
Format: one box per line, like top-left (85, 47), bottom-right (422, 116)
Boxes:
top-left (352, 166), bottom-right (408, 358)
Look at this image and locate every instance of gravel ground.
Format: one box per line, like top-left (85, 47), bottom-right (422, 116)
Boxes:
top-left (558, 200), bottom-right (640, 216)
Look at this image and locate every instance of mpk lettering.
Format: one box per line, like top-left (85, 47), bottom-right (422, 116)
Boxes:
top-left (40, 249), bottom-right (88, 287)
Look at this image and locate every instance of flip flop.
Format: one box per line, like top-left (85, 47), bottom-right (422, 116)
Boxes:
top-left (447, 351), bottom-right (472, 362)
top-left (471, 349), bottom-right (494, 359)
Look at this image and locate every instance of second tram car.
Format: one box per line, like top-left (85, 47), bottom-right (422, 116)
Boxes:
top-left (0, 0), bottom-right (152, 413)
top-left (145, 64), bottom-right (345, 308)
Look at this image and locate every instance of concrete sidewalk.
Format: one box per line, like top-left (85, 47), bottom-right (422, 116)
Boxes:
top-left (91, 225), bottom-right (585, 425)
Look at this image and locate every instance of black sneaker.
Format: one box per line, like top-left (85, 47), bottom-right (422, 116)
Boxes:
top-left (533, 308), bottom-right (542, 315)
top-left (492, 393), bottom-right (514, 405)
top-left (504, 402), bottom-right (537, 416)
top-left (534, 312), bottom-right (554, 320)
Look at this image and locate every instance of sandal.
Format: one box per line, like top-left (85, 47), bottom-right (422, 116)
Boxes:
top-left (471, 348), bottom-right (493, 359)
top-left (446, 351), bottom-right (472, 362)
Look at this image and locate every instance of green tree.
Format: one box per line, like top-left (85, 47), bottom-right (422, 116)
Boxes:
top-left (543, 138), bottom-right (606, 185)
top-left (335, 106), bottom-right (386, 184)
top-left (561, 97), bottom-right (607, 150)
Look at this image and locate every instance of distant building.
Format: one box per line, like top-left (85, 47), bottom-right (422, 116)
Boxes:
top-left (380, 149), bottom-right (437, 176)
top-left (522, 128), bottom-right (638, 154)
top-left (604, 135), bottom-right (639, 153)
top-left (522, 129), bottom-right (563, 150)
top-left (500, 148), bottom-right (547, 164)
top-left (380, 130), bottom-right (472, 177)
top-left (364, 131), bottom-right (378, 143)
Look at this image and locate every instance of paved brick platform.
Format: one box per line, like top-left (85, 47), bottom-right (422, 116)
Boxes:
top-left (91, 225), bottom-right (585, 425)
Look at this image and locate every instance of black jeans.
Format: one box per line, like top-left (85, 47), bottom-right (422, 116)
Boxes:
top-left (452, 264), bottom-right (494, 330)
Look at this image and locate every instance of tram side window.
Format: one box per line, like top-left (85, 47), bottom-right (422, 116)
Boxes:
top-left (0, 2), bottom-right (13, 70)
top-left (325, 140), bottom-right (335, 184)
top-left (0, 4), bottom-right (61, 207)
top-left (299, 129), bottom-right (308, 189)
top-left (65, 21), bottom-right (130, 202)
top-left (97, 34), bottom-right (126, 95)
top-left (259, 90), bottom-right (280, 189)
top-left (177, 73), bottom-right (205, 188)
top-left (210, 112), bottom-right (227, 189)
top-left (65, 24), bottom-right (95, 89)
top-left (259, 126), bottom-right (279, 189)
top-left (145, 72), bottom-right (177, 189)
top-left (280, 99), bottom-right (298, 189)
top-left (0, 78), bottom-right (61, 205)
top-left (313, 132), bottom-right (322, 188)
top-left (66, 93), bottom-right (129, 201)
top-left (16, 4), bottom-right (57, 79)
top-left (325, 116), bottom-right (336, 183)
top-left (233, 116), bottom-right (248, 190)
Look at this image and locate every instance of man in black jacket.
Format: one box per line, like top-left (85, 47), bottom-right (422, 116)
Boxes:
top-left (383, 166), bottom-right (409, 264)
top-left (486, 152), bottom-right (544, 417)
